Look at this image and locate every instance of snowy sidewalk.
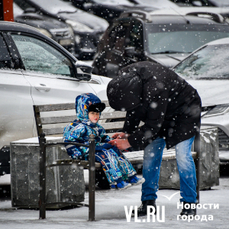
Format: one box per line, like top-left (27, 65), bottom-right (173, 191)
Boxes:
top-left (0, 176), bottom-right (228, 229)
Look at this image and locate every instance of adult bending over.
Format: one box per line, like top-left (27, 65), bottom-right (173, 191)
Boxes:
top-left (107, 61), bottom-right (201, 217)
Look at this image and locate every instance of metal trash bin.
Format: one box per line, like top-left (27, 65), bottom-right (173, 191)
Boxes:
top-left (10, 137), bottom-right (85, 209)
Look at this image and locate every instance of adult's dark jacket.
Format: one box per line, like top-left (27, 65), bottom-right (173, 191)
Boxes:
top-left (107, 61), bottom-right (202, 150)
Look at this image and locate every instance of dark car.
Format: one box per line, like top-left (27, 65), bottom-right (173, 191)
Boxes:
top-left (92, 10), bottom-right (229, 78)
top-left (169, 0), bottom-right (216, 6)
top-left (13, 2), bottom-right (75, 55)
top-left (67, 0), bottom-right (157, 23)
top-left (14, 0), bottom-right (109, 60)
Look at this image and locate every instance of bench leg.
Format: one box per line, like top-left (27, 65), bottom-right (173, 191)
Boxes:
top-left (89, 138), bottom-right (96, 221)
top-left (39, 135), bottom-right (46, 219)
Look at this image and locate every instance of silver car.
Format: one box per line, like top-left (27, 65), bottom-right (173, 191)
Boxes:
top-left (0, 21), bottom-right (110, 175)
top-left (173, 37), bottom-right (229, 164)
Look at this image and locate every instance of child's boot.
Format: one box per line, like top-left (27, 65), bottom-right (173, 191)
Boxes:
top-left (116, 180), bottom-right (131, 189)
top-left (128, 175), bottom-right (145, 185)
top-left (111, 178), bottom-right (131, 190)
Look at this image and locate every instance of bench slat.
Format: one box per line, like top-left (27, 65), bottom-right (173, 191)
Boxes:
top-left (43, 122), bottom-right (126, 135)
top-left (43, 127), bottom-right (66, 136)
top-left (40, 116), bottom-right (76, 125)
top-left (100, 121), bottom-right (124, 131)
top-left (39, 111), bottom-right (126, 125)
top-left (100, 111), bottom-right (126, 120)
top-left (51, 159), bottom-right (101, 169)
top-left (36, 103), bottom-right (75, 112)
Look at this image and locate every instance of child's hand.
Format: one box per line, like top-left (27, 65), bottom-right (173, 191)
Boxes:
top-left (111, 132), bottom-right (129, 139)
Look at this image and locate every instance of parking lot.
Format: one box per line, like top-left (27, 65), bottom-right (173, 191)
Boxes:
top-left (0, 1), bottom-right (229, 227)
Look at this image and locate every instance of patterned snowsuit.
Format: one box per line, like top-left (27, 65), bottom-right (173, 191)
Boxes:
top-left (63, 93), bottom-right (136, 185)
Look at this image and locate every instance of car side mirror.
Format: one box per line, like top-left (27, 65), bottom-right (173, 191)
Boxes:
top-left (75, 61), bottom-right (92, 81)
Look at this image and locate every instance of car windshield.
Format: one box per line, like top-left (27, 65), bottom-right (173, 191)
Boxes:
top-left (209, 0), bottom-right (229, 7)
top-left (93, 0), bottom-right (134, 5)
top-left (174, 44), bottom-right (229, 79)
top-left (146, 24), bottom-right (229, 54)
top-left (29, 0), bottom-right (77, 14)
top-left (133, 0), bottom-right (178, 8)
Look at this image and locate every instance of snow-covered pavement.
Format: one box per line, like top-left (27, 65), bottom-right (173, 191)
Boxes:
top-left (0, 175), bottom-right (228, 229)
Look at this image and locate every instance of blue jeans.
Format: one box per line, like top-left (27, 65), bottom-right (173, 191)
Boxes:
top-left (142, 136), bottom-right (197, 203)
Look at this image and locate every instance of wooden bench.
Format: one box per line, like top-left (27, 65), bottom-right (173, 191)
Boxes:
top-left (33, 101), bottom-right (201, 221)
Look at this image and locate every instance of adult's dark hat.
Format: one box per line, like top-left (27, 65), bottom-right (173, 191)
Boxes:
top-left (107, 72), bottom-right (142, 111)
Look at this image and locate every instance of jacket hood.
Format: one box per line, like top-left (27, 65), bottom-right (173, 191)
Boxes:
top-left (107, 61), bottom-right (160, 111)
top-left (107, 71), bottom-right (142, 111)
top-left (75, 93), bottom-right (104, 122)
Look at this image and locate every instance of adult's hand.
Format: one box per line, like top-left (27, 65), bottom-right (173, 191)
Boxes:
top-left (108, 139), bottom-right (131, 150)
top-left (111, 132), bottom-right (129, 139)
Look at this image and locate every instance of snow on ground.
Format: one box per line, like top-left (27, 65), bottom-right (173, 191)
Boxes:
top-left (0, 175), bottom-right (229, 229)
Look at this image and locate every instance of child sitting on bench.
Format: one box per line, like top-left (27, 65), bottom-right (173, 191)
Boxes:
top-left (63, 93), bottom-right (144, 189)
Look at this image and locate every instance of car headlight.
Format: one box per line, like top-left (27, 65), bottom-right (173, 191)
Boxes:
top-left (37, 28), bottom-right (52, 38)
top-left (202, 105), bottom-right (229, 118)
top-left (66, 20), bottom-right (93, 33)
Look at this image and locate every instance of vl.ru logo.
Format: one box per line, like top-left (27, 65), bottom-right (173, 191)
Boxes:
top-left (124, 206), bottom-right (165, 223)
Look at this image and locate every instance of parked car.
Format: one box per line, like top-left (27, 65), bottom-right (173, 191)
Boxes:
top-left (170, 0), bottom-right (229, 7)
top-left (169, 0), bottom-right (216, 7)
top-left (150, 6), bottom-right (229, 17)
top-left (0, 21), bottom-right (111, 175)
top-left (65, 0), bottom-right (158, 23)
top-left (14, 0), bottom-right (109, 60)
top-left (148, 7), bottom-right (229, 32)
top-left (92, 10), bottom-right (229, 78)
top-left (13, 2), bottom-right (75, 56)
top-left (173, 37), bottom-right (229, 164)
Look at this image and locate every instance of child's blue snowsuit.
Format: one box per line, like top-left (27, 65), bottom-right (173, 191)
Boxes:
top-left (63, 93), bottom-right (136, 185)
